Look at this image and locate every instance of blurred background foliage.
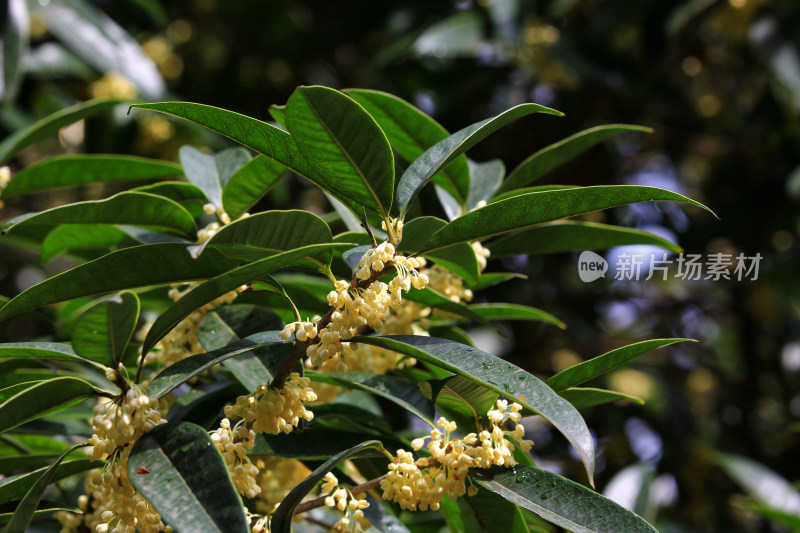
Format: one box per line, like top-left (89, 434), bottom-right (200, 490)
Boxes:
top-left (1, 0), bottom-right (799, 531)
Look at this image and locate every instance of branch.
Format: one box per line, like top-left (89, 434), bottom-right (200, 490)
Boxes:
top-left (293, 474), bottom-right (387, 515)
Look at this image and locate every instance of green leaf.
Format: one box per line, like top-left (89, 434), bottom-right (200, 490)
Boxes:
top-left (0, 0), bottom-right (29, 103)
top-left (487, 221), bottom-right (682, 257)
top-left (473, 465), bottom-right (657, 533)
top-left (422, 375), bottom-right (498, 431)
top-left (0, 98), bottom-right (125, 165)
top-left (467, 304), bottom-right (565, 329)
top-left (448, 484), bottom-right (550, 533)
top-left (132, 182), bottom-right (209, 218)
top-left (421, 186), bottom-right (715, 253)
top-left (396, 103), bottom-right (563, 215)
top-left (470, 273), bottom-right (527, 291)
top-left (345, 89), bottom-right (470, 207)
top-left (147, 331), bottom-right (287, 398)
top-left (40, 224), bottom-right (141, 264)
top-left (0, 155), bottom-right (181, 199)
top-left (0, 382), bottom-right (41, 405)
top-left (559, 388), bottom-right (645, 410)
top-left (489, 185), bottom-right (584, 205)
top-left (351, 335), bottom-right (596, 483)
top-left (222, 155), bottom-right (287, 219)
top-left (0, 459), bottom-right (100, 506)
top-left (0, 507), bottom-right (80, 527)
top-left (716, 453), bottom-right (800, 516)
top-left (250, 429), bottom-right (403, 460)
top-left (399, 216), bottom-right (479, 285)
top-left (196, 210), bottom-right (334, 266)
top-left (128, 422), bottom-right (249, 533)
top-left (142, 242), bottom-right (350, 355)
top-left (1, 191), bottom-right (197, 239)
top-left (197, 306), bottom-right (288, 392)
top-left (306, 371), bottom-right (434, 426)
top-left (286, 86), bottom-right (394, 217)
top-left (179, 146), bottom-right (251, 208)
top-left (466, 158), bottom-right (505, 211)
top-left (546, 339), bottom-right (692, 392)
top-left (0, 377), bottom-right (99, 433)
top-left (270, 440), bottom-right (386, 532)
top-left (0, 243), bottom-right (242, 323)
top-left (1, 444), bottom-right (87, 533)
top-left (498, 124), bottom-right (653, 193)
top-left (402, 288), bottom-right (495, 331)
top-left (0, 454), bottom-right (60, 475)
top-left (129, 102), bottom-right (314, 182)
top-left (72, 292), bottom-right (140, 366)
top-left (0, 342), bottom-right (90, 363)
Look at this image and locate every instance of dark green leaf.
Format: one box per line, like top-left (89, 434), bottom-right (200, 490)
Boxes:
top-left (498, 124), bottom-right (652, 194)
top-left (41, 225), bottom-right (141, 264)
top-left (396, 103), bottom-right (563, 215)
top-left (196, 210), bottom-right (334, 266)
top-left (0, 454), bottom-right (66, 475)
top-left (142, 242), bottom-right (350, 355)
top-left (38, 0), bottom-right (164, 96)
top-left (422, 186), bottom-right (715, 253)
top-left (716, 453), bottom-right (800, 516)
top-left (222, 155), bottom-right (287, 219)
top-left (0, 382), bottom-right (41, 404)
top-left (179, 145), bottom-right (251, 208)
top-left (474, 465), bottom-right (657, 533)
top-left (286, 86), bottom-right (394, 217)
top-left (0, 342), bottom-right (90, 363)
top-left (487, 221), bottom-right (682, 257)
top-left (351, 335), bottom-right (595, 483)
top-left (546, 339), bottom-right (693, 392)
top-left (132, 182), bottom-right (208, 218)
top-left (270, 440), bottom-right (386, 532)
top-left (468, 303), bottom-right (565, 329)
top-left (0, 459), bottom-right (100, 506)
top-left (0, 243), bottom-right (242, 323)
top-left (250, 429), bottom-right (403, 460)
top-left (470, 273), bottom-right (527, 291)
top-left (0, 98), bottom-right (125, 165)
top-left (0, 377), bottom-right (99, 433)
top-left (345, 89), bottom-right (470, 207)
top-left (147, 331), bottom-right (286, 398)
top-left (129, 102), bottom-right (314, 185)
top-left (0, 155), bottom-right (181, 199)
top-left (1, 443), bottom-right (87, 533)
top-left (0, 507), bottom-right (80, 527)
top-left (198, 306), bottom-right (288, 392)
top-left (307, 371), bottom-right (435, 426)
top-left (72, 292), bottom-right (140, 366)
top-left (489, 185), bottom-right (578, 205)
top-left (0, 0), bottom-right (29, 103)
top-left (1, 191), bottom-right (197, 239)
top-left (449, 484), bottom-right (551, 533)
top-left (128, 422), bottom-right (249, 533)
top-left (559, 388), bottom-right (644, 410)
top-left (402, 288), bottom-right (495, 331)
top-left (422, 375), bottom-right (498, 431)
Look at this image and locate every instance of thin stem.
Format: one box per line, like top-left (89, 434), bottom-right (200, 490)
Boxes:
top-left (362, 207), bottom-right (378, 248)
top-left (293, 475), bottom-right (387, 515)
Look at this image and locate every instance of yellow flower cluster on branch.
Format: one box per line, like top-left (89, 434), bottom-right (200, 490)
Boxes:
top-left (224, 372), bottom-right (316, 434)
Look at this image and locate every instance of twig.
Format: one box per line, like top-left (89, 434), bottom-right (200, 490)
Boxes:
top-left (293, 475), bottom-right (387, 515)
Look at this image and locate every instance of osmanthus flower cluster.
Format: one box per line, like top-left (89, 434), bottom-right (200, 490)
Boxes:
top-left (381, 401), bottom-right (533, 512)
top-left (57, 385), bottom-right (170, 533)
top-left (321, 472), bottom-right (372, 533)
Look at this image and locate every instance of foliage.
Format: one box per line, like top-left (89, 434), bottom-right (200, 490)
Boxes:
top-left (0, 83), bottom-right (715, 532)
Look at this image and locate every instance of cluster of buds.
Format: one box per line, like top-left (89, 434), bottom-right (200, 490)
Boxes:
top-left (224, 373), bottom-right (316, 435)
top-left (321, 472), bottom-right (371, 532)
top-left (472, 241), bottom-right (491, 271)
top-left (196, 203), bottom-right (235, 242)
top-left (87, 386), bottom-right (166, 461)
top-left (211, 418), bottom-right (260, 498)
top-left (381, 402), bottom-right (532, 511)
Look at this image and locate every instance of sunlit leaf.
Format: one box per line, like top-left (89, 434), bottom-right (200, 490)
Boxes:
top-left (422, 186), bottom-right (715, 253)
top-left (128, 422), bottom-right (249, 533)
top-left (352, 335), bottom-right (595, 482)
top-left (717, 453), bottom-right (800, 516)
top-left (1, 191), bottom-right (197, 239)
top-left (0, 155), bottom-right (181, 199)
top-left (546, 339), bottom-right (693, 392)
top-left (286, 86), bottom-right (394, 217)
top-left (487, 221), bottom-right (682, 257)
top-left (498, 124), bottom-right (652, 193)
top-left (396, 103), bottom-right (563, 215)
top-left (473, 465), bottom-right (657, 532)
